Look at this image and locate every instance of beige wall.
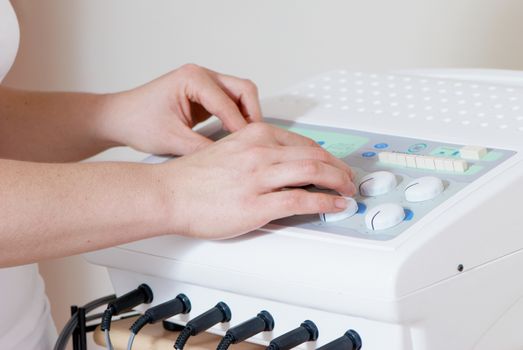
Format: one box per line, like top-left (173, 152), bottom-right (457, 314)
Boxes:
top-left (5, 0), bottom-right (523, 348)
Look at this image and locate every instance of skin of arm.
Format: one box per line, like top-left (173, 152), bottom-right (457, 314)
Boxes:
top-left (0, 64), bottom-right (356, 267)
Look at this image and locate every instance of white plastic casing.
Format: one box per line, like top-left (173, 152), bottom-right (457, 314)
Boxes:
top-left (85, 70), bottom-right (523, 350)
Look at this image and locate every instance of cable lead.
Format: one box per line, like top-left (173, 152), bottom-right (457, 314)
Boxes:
top-left (127, 294), bottom-right (191, 350)
top-left (216, 311), bottom-right (274, 350)
top-left (174, 302), bottom-right (231, 350)
top-left (100, 284), bottom-right (153, 350)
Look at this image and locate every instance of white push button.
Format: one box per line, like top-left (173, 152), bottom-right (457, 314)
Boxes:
top-left (451, 159), bottom-right (468, 173)
top-left (460, 145), bottom-right (487, 160)
top-left (365, 203), bottom-right (405, 230)
top-left (404, 176), bottom-right (444, 202)
top-left (379, 151), bottom-right (469, 173)
top-left (359, 171), bottom-right (397, 197)
top-left (319, 197), bottom-right (358, 223)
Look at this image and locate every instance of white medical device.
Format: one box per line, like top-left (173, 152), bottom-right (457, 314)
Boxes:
top-left (85, 70), bottom-right (523, 349)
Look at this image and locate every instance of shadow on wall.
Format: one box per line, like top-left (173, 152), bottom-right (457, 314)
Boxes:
top-left (481, 0), bottom-right (523, 68)
top-left (6, 0), bottom-right (523, 94)
top-left (6, 0), bottom-right (83, 90)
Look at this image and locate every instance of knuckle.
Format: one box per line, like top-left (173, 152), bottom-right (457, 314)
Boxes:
top-left (310, 147), bottom-right (330, 162)
top-left (300, 160), bottom-right (321, 176)
top-left (179, 63), bottom-right (203, 76)
top-left (242, 79), bottom-right (259, 94)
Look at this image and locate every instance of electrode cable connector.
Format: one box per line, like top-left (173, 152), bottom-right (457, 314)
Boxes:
top-left (174, 302), bottom-right (232, 350)
top-left (316, 329), bottom-right (362, 350)
top-left (216, 311), bottom-right (274, 350)
top-left (127, 293), bottom-right (191, 350)
top-left (265, 320), bottom-right (319, 350)
top-left (100, 284), bottom-right (154, 350)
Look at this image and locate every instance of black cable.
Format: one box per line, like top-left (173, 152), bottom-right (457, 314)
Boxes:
top-left (174, 327), bottom-right (193, 350)
top-left (127, 293), bottom-right (191, 350)
top-left (100, 284), bottom-right (153, 332)
top-left (174, 302), bottom-right (231, 350)
top-left (215, 311), bottom-right (274, 350)
top-left (216, 334), bottom-right (235, 350)
top-left (54, 294), bottom-right (116, 350)
top-left (316, 329), bottom-right (362, 350)
top-left (266, 320), bottom-right (318, 350)
top-left (100, 284), bottom-right (154, 350)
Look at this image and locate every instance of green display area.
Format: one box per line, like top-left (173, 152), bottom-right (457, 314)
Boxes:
top-left (276, 124), bottom-right (369, 158)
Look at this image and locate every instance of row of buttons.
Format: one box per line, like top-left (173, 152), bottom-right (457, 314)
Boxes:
top-left (378, 151), bottom-right (469, 173)
top-left (320, 171), bottom-right (445, 231)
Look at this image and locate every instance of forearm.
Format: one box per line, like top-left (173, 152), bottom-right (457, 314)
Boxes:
top-left (0, 159), bottom-right (169, 267)
top-left (0, 86), bottom-right (119, 162)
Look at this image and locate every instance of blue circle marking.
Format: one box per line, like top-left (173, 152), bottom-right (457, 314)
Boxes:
top-left (356, 202), bottom-right (367, 214)
top-left (408, 143), bottom-right (427, 153)
top-left (317, 140), bottom-right (325, 146)
top-left (404, 209), bottom-right (414, 221)
top-left (374, 143), bottom-right (389, 149)
top-left (362, 151), bottom-right (377, 158)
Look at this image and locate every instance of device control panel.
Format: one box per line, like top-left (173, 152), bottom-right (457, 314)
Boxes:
top-left (212, 117), bottom-right (515, 241)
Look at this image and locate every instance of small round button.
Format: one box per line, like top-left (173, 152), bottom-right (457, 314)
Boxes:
top-left (319, 197), bottom-right (358, 223)
top-left (404, 176), bottom-right (444, 202)
top-left (374, 143), bottom-right (389, 149)
top-left (365, 203), bottom-right (405, 231)
top-left (359, 171), bottom-right (397, 197)
top-left (408, 143), bottom-right (427, 153)
top-left (362, 151), bottom-right (377, 158)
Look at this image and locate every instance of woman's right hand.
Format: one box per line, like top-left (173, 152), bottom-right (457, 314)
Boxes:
top-left (158, 122), bottom-right (356, 239)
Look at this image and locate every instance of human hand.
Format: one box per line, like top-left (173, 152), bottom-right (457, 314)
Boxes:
top-left (156, 123), bottom-right (356, 239)
top-left (100, 64), bottom-right (262, 155)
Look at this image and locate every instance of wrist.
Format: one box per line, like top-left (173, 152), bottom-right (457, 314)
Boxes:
top-left (150, 160), bottom-right (189, 237)
top-left (91, 91), bottom-right (131, 149)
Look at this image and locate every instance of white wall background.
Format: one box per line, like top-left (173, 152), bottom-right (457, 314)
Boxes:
top-left (4, 0), bottom-right (523, 348)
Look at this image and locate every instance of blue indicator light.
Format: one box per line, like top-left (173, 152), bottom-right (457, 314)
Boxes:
top-left (404, 209), bottom-right (414, 221)
top-left (362, 151), bottom-right (377, 158)
top-left (317, 141), bottom-right (325, 146)
top-left (356, 202), bottom-right (367, 214)
top-left (374, 143), bottom-right (389, 149)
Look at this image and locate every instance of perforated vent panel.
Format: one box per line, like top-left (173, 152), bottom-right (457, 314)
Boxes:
top-left (264, 71), bottom-right (523, 150)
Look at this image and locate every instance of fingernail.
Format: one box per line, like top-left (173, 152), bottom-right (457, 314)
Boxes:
top-left (335, 197), bottom-right (348, 209)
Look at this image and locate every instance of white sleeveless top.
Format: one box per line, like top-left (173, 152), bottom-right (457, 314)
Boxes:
top-left (0, 1), bottom-right (57, 349)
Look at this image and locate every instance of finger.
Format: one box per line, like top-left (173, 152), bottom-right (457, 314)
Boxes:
top-left (264, 125), bottom-right (320, 147)
top-left (267, 145), bottom-right (354, 180)
top-left (261, 160), bottom-right (356, 196)
top-left (215, 74), bottom-right (263, 122)
top-left (258, 189), bottom-right (349, 221)
top-left (192, 74), bottom-right (248, 132)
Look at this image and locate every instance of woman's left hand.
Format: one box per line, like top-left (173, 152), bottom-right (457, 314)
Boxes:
top-left (98, 63), bottom-right (262, 155)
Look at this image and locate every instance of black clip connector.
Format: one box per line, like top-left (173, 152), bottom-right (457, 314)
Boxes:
top-left (266, 320), bottom-right (319, 350)
top-left (316, 329), bottom-right (362, 350)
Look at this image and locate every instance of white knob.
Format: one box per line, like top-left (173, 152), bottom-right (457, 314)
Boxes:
top-left (365, 203), bottom-right (405, 231)
top-left (359, 171), bottom-right (397, 197)
top-left (319, 197), bottom-right (358, 223)
top-left (404, 176), bottom-right (444, 202)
